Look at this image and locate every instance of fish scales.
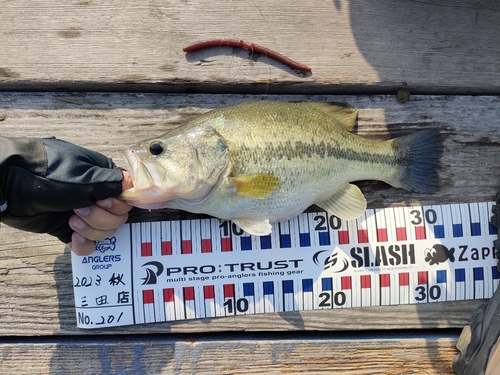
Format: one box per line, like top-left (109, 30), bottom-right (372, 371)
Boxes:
top-left (120, 101), bottom-right (443, 236)
top-left (233, 138), bottom-right (399, 191)
top-left (217, 106), bottom-right (396, 184)
top-left (235, 140), bottom-right (396, 168)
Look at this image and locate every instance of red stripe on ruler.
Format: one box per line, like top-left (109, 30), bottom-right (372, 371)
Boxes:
top-left (201, 239), bottom-right (212, 253)
top-left (163, 288), bottom-right (174, 303)
top-left (399, 272), bottom-right (409, 286)
top-left (184, 286), bottom-right (195, 301)
top-left (338, 231), bottom-right (349, 245)
top-left (143, 289), bottom-right (154, 304)
top-left (396, 227), bottom-right (407, 241)
top-left (341, 276), bottom-right (352, 290)
top-left (221, 238), bottom-right (232, 252)
top-left (357, 229), bottom-right (368, 243)
top-left (161, 241), bottom-right (172, 256)
top-left (380, 274), bottom-right (390, 288)
top-left (204, 285), bottom-right (215, 299)
top-left (141, 242), bottom-right (152, 257)
top-left (181, 240), bottom-right (192, 254)
top-left (361, 275), bottom-right (371, 289)
top-left (418, 271), bottom-right (428, 285)
top-left (377, 228), bottom-right (388, 242)
top-left (223, 284), bottom-right (235, 298)
top-left (415, 226), bottom-right (426, 240)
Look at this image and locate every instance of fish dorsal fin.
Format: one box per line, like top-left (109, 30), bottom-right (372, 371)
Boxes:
top-left (303, 102), bottom-right (358, 131)
top-left (315, 183), bottom-right (366, 220)
top-left (230, 173), bottom-right (279, 199)
top-left (232, 218), bottom-right (272, 236)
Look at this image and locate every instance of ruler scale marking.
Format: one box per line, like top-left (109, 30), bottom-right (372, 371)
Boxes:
top-left (72, 202), bottom-right (499, 328)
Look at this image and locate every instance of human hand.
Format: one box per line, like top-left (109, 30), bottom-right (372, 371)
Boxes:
top-left (0, 137), bottom-right (132, 251)
top-left (68, 173), bottom-right (133, 255)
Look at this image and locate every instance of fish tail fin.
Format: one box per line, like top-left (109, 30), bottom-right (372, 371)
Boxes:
top-left (392, 129), bottom-right (443, 193)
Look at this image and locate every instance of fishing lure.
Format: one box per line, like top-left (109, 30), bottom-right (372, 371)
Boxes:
top-left (183, 39), bottom-right (312, 72)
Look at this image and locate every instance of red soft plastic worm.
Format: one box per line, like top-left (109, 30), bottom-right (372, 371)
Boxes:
top-left (183, 39), bottom-right (312, 72)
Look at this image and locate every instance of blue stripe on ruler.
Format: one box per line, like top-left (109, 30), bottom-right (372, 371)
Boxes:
top-left (434, 225), bottom-right (445, 239)
top-left (260, 235), bottom-right (272, 250)
top-left (319, 232), bottom-right (330, 246)
top-left (300, 233), bottom-right (311, 247)
top-left (243, 283), bottom-right (255, 297)
top-left (471, 223), bottom-right (481, 236)
top-left (456, 268), bottom-right (466, 282)
top-left (302, 278), bottom-right (313, 293)
top-left (280, 234), bottom-right (291, 248)
top-left (263, 281), bottom-right (274, 295)
top-left (241, 236), bottom-right (252, 251)
top-left (453, 224), bottom-right (463, 237)
top-left (490, 223), bottom-right (498, 235)
top-left (474, 267), bottom-right (484, 281)
top-left (492, 266), bottom-right (500, 280)
top-left (322, 277), bottom-right (332, 291)
top-left (283, 280), bottom-right (293, 294)
top-left (437, 270), bottom-right (447, 283)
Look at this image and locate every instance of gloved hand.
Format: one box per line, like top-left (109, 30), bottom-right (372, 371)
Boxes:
top-left (0, 137), bottom-right (132, 253)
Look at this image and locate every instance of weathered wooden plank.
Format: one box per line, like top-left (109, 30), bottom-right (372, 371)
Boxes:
top-left (0, 93), bottom-right (498, 335)
top-left (0, 332), bottom-right (460, 374)
top-left (1, 1), bottom-right (499, 94)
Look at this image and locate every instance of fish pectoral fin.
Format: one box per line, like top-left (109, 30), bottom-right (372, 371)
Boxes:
top-left (230, 173), bottom-right (279, 199)
top-left (316, 183), bottom-right (367, 220)
top-left (232, 218), bottom-right (272, 236)
top-left (303, 102), bottom-right (358, 131)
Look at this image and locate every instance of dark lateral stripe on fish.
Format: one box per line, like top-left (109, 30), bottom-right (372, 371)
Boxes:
top-left (237, 141), bottom-right (395, 165)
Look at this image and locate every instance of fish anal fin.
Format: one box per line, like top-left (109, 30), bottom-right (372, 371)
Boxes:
top-left (232, 218), bottom-right (272, 236)
top-left (230, 173), bottom-right (279, 199)
top-left (316, 183), bottom-right (367, 220)
top-left (303, 102), bottom-right (358, 131)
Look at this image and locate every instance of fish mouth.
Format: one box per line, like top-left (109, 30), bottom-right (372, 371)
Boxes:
top-left (120, 149), bottom-right (168, 204)
top-left (121, 150), bottom-right (149, 189)
top-left (121, 150), bottom-right (138, 187)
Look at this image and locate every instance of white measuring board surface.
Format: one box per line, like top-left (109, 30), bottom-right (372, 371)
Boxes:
top-left (71, 202), bottom-right (499, 329)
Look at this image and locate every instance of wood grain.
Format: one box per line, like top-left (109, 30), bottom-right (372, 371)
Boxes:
top-left (0, 333), bottom-right (460, 374)
top-left (0, 1), bottom-right (499, 94)
top-left (0, 92), bottom-right (497, 336)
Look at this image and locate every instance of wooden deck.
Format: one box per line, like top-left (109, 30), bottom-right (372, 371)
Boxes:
top-left (1, 1), bottom-right (500, 374)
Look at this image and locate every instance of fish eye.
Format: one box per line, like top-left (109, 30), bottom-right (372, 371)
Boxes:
top-left (148, 141), bottom-right (165, 156)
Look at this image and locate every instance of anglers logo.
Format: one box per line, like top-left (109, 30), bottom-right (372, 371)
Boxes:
top-left (95, 237), bottom-right (116, 253)
top-left (141, 261), bottom-right (164, 285)
top-left (313, 250), bottom-right (349, 273)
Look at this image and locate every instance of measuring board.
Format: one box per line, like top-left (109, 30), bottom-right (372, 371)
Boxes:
top-left (71, 202), bottom-right (499, 329)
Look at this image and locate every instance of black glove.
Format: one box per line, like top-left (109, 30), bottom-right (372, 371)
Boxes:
top-left (0, 137), bottom-right (123, 243)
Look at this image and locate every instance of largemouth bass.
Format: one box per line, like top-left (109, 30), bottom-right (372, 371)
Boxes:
top-left (120, 101), bottom-right (443, 235)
